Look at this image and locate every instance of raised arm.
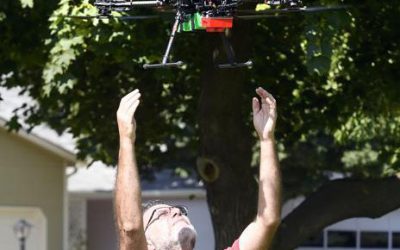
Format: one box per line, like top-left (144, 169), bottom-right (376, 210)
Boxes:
top-left (115, 89), bottom-right (147, 250)
top-left (238, 87), bottom-right (281, 250)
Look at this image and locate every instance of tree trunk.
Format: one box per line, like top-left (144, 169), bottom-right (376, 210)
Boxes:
top-left (271, 176), bottom-right (400, 250)
top-left (196, 21), bottom-right (400, 250)
top-left (197, 23), bottom-right (257, 249)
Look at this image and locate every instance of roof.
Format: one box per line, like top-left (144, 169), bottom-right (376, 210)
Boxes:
top-left (0, 86), bottom-right (76, 163)
top-left (0, 117), bottom-right (76, 164)
top-left (67, 161), bottom-right (204, 193)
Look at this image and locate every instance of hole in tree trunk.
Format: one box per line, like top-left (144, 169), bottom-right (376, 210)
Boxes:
top-left (197, 157), bottom-right (220, 183)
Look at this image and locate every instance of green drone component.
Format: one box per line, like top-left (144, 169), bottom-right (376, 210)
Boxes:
top-left (193, 12), bottom-right (205, 30)
top-left (178, 13), bottom-right (205, 32)
top-left (181, 18), bottom-right (193, 32)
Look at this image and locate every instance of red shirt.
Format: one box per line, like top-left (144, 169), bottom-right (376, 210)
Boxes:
top-left (224, 239), bottom-right (240, 250)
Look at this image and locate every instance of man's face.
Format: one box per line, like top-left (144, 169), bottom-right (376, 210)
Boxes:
top-left (143, 204), bottom-right (197, 249)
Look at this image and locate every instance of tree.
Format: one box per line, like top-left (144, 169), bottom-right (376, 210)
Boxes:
top-left (1, 0), bottom-right (400, 249)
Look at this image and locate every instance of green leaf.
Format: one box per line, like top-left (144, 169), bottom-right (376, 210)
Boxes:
top-left (19, 0), bottom-right (34, 8)
top-left (0, 12), bottom-right (6, 22)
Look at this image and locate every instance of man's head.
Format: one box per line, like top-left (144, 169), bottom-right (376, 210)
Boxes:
top-left (142, 201), bottom-right (197, 250)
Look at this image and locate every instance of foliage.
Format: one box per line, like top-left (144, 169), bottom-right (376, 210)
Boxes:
top-left (2, 0), bottom-right (202, 169)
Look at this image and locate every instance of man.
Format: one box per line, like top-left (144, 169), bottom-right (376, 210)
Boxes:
top-left (115, 87), bottom-right (281, 250)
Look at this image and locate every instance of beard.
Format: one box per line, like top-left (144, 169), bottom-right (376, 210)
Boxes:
top-left (177, 226), bottom-right (197, 250)
top-left (153, 225), bottom-right (197, 250)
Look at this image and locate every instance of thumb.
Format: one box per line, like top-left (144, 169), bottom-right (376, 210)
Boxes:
top-left (252, 97), bottom-right (259, 115)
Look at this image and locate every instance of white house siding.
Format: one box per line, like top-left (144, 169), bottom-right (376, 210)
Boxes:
top-left (0, 206), bottom-right (47, 250)
top-left (0, 128), bottom-right (67, 250)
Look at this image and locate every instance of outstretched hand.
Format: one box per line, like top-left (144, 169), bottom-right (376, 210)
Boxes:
top-left (117, 89), bottom-right (141, 141)
top-left (252, 87), bottom-right (277, 141)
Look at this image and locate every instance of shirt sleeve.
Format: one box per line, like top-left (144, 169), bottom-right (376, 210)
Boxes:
top-left (224, 239), bottom-right (240, 250)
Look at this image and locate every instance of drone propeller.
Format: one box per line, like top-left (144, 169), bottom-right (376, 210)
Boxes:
top-left (61, 14), bottom-right (160, 20)
top-left (237, 5), bottom-right (350, 15)
top-left (94, 0), bottom-right (163, 8)
top-left (235, 14), bottom-right (281, 20)
top-left (292, 5), bottom-right (351, 13)
top-left (58, 0), bottom-right (172, 21)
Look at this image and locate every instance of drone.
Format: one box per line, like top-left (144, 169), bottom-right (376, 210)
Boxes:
top-left (70, 0), bottom-right (347, 69)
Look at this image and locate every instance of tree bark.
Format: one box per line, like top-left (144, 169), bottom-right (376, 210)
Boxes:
top-left (197, 23), bottom-right (257, 249)
top-left (271, 176), bottom-right (400, 250)
top-left (196, 21), bottom-right (400, 250)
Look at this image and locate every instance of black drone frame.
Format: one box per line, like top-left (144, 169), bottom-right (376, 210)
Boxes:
top-left (92, 0), bottom-right (348, 69)
top-left (143, 12), bottom-right (252, 69)
top-left (94, 0), bottom-right (253, 69)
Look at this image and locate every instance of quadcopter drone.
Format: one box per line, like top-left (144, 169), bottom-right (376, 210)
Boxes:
top-left (72, 0), bottom-right (347, 69)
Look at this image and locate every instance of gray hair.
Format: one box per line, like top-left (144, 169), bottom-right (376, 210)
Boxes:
top-left (142, 200), bottom-right (169, 214)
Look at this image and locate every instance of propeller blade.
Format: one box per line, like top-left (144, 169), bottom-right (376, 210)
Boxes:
top-left (237, 5), bottom-right (350, 15)
top-left (299, 5), bottom-right (350, 13)
top-left (60, 15), bottom-right (105, 19)
top-left (60, 15), bottom-right (160, 20)
top-left (235, 14), bottom-right (282, 19)
top-left (115, 15), bottom-right (160, 20)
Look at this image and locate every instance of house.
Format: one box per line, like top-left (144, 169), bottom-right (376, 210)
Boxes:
top-left (0, 87), bottom-right (76, 250)
top-left (0, 117), bottom-right (75, 250)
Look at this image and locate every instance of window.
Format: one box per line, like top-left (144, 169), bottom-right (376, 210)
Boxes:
top-left (327, 230), bottom-right (356, 248)
top-left (360, 231), bottom-right (388, 248)
top-left (393, 232), bottom-right (400, 249)
top-left (300, 232), bottom-right (324, 247)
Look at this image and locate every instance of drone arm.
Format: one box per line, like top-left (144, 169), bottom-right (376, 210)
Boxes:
top-left (95, 0), bottom-right (163, 8)
top-left (162, 14), bottom-right (180, 64)
top-left (128, 1), bottom-right (163, 6)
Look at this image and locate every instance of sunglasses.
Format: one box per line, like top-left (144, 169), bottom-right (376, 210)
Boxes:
top-left (144, 205), bottom-right (188, 232)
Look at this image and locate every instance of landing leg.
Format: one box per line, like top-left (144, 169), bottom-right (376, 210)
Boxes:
top-left (217, 33), bottom-right (252, 69)
top-left (143, 13), bottom-right (184, 69)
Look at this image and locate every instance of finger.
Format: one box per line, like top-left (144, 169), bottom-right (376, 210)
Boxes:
top-left (121, 92), bottom-right (141, 110)
top-left (256, 87), bottom-right (276, 107)
top-left (130, 99), bottom-right (140, 113)
top-left (123, 98), bottom-right (141, 117)
top-left (120, 89), bottom-right (139, 103)
top-left (256, 87), bottom-right (275, 101)
top-left (256, 87), bottom-right (268, 99)
top-left (124, 92), bottom-right (141, 105)
top-left (127, 99), bottom-right (140, 118)
top-left (252, 97), bottom-right (260, 115)
top-left (264, 95), bottom-right (275, 109)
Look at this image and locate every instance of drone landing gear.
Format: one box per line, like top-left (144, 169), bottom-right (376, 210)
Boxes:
top-left (143, 14), bottom-right (184, 69)
top-left (143, 14), bottom-right (253, 69)
top-left (217, 33), bottom-right (252, 69)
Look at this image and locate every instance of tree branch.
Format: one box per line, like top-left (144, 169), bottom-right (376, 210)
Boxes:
top-left (272, 175), bottom-right (400, 250)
